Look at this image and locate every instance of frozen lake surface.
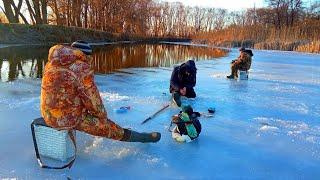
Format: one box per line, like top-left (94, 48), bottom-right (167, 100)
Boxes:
top-left (0, 45), bottom-right (319, 179)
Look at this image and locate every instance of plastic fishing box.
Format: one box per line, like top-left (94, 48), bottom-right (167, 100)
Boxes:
top-left (238, 70), bottom-right (249, 80)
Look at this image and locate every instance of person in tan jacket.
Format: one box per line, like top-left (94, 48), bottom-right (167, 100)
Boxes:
top-left (227, 47), bottom-right (253, 79)
top-left (41, 41), bottom-right (160, 143)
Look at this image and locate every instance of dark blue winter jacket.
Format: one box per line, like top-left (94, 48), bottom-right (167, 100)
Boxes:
top-left (170, 60), bottom-right (197, 93)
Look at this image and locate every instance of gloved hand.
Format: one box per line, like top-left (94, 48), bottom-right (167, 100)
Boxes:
top-left (121, 129), bottom-right (161, 143)
top-left (172, 92), bottom-right (182, 107)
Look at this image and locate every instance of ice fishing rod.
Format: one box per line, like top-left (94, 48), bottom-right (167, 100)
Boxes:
top-left (162, 92), bottom-right (216, 114)
top-left (141, 92), bottom-right (216, 124)
top-left (140, 104), bottom-right (214, 125)
top-left (141, 104), bottom-right (170, 124)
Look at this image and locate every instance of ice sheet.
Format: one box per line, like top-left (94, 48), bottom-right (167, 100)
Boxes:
top-left (0, 47), bottom-right (319, 179)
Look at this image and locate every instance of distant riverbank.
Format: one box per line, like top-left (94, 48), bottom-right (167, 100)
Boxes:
top-left (0, 23), bottom-right (191, 45)
top-left (1, 23), bottom-right (318, 53)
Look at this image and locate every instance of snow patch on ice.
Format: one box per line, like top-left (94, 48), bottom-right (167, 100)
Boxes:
top-left (268, 84), bottom-right (306, 94)
top-left (277, 101), bottom-right (309, 114)
top-left (147, 157), bottom-right (160, 164)
top-left (254, 117), bottom-right (320, 144)
top-left (82, 137), bottom-right (166, 167)
top-left (100, 92), bottom-right (130, 102)
top-left (83, 137), bottom-right (137, 160)
top-left (210, 72), bottom-right (229, 78)
top-left (255, 73), bottom-right (320, 86)
top-left (306, 136), bottom-right (317, 144)
top-left (1, 178), bottom-right (18, 180)
top-left (0, 96), bottom-right (39, 111)
top-left (140, 154), bottom-right (166, 167)
top-left (259, 125), bottom-right (279, 131)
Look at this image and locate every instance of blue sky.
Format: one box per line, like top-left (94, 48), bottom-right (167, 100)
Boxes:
top-left (162, 0), bottom-right (266, 10)
top-left (162, 0), bottom-right (317, 11)
top-left (0, 0), bottom-right (317, 15)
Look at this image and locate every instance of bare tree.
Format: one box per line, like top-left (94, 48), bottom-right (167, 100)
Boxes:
top-left (25, 0), bottom-right (48, 24)
top-left (1, 0), bottom-right (28, 24)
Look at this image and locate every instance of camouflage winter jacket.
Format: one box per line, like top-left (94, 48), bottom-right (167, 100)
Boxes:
top-left (234, 51), bottom-right (252, 71)
top-left (40, 45), bottom-right (106, 129)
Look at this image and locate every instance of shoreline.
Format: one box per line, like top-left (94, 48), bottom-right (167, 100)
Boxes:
top-left (1, 42), bottom-right (320, 55)
top-left (1, 23), bottom-right (318, 53)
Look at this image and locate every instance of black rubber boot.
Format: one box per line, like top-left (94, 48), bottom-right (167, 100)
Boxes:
top-left (121, 129), bottom-right (161, 143)
top-left (172, 92), bottom-right (181, 107)
top-left (227, 75), bottom-right (234, 79)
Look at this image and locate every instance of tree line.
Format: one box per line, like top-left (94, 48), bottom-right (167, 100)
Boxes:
top-left (1, 0), bottom-right (319, 51)
top-left (193, 0), bottom-right (319, 52)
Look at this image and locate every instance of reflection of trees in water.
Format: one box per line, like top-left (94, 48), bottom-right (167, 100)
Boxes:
top-left (28, 58), bottom-right (45, 78)
top-left (92, 44), bottom-right (227, 73)
top-left (0, 58), bottom-right (2, 80)
top-left (0, 44), bottom-right (228, 81)
top-left (0, 46), bottom-right (49, 82)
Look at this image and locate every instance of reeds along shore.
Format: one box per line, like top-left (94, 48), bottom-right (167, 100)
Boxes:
top-left (192, 23), bottom-right (320, 53)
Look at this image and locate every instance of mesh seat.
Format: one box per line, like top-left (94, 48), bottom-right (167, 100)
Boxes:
top-left (32, 118), bottom-right (76, 162)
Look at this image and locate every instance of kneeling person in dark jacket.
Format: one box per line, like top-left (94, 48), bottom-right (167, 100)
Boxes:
top-left (170, 60), bottom-right (197, 107)
top-left (171, 105), bottom-right (201, 143)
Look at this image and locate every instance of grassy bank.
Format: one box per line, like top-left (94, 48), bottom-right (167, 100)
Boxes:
top-left (192, 23), bottom-right (320, 53)
top-left (192, 38), bottom-right (320, 54)
top-left (0, 23), bottom-right (190, 45)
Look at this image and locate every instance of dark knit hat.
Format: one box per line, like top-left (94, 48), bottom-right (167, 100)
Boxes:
top-left (244, 49), bottom-right (253, 56)
top-left (239, 47), bottom-right (246, 52)
top-left (71, 40), bottom-right (92, 55)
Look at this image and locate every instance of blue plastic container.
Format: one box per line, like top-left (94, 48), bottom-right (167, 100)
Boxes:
top-left (114, 106), bottom-right (130, 113)
top-left (238, 70), bottom-right (249, 80)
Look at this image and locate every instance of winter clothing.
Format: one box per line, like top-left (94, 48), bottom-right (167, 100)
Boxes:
top-left (239, 47), bottom-right (246, 52)
top-left (170, 60), bottom-right (197, 105)
top-left (171, 105), bottom-right (201, 142)
top-left (41, 45), bottom-right (161, 143)
top-left (41, 45), bottom-right (124, 140)
top-left (228, 49), bottom-right (253, 78)
top-left (71, 41), bottom-right (93, 55)
top-left (121, 129), bottom-right (161, 143)
top-left (244, 49), bottom-right (253, 57)
top-left (172, 92), bottom-right (182, 107)
top-left (41, 45), bottom-right (106, 129)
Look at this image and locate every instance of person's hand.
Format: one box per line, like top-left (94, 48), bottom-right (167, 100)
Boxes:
top-left (172, 115), bottom-right (180, 123)
top-left (180, 87), bottom-right (186, 96)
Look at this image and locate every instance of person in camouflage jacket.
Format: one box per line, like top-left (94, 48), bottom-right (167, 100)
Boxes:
top-left (227, 48), bottom-right (253, 79)
top-left (41, 41), bottom-right (160, 143)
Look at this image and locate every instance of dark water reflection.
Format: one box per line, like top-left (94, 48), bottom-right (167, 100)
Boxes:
top-left (0, 43), bottom-right (228, 82)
